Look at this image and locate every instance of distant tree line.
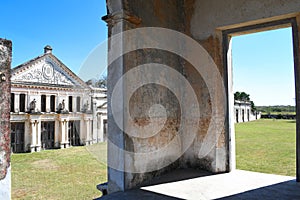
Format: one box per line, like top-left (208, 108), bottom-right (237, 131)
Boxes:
top-left (256, 105), bottom-right (296, 114)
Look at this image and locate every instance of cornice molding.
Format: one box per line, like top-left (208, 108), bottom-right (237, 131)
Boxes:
top-left (102, 10), bottom-right (141, 26)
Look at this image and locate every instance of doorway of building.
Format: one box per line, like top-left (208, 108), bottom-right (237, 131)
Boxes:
top-left (11, 122), bottom-right (25, 153)
top-left (68, 121), bottom-right (81, 146)
top-left (41, 121), bottom-right (55, 149)
top-left (224, 20), bottom-right (298, 180)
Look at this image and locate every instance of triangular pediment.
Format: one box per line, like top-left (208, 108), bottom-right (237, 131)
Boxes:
top-left (11, 54), bottom-right (88, 89)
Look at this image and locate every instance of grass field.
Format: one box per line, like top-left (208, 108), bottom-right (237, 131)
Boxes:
top-left (11, 143), bottom-right (107, 200)
top-left (11, 119), bottom-right (296, 199)
top-left (235, 119), bottom-right (296, 176)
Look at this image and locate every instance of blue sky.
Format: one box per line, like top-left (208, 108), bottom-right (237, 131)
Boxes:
top-left (0, 1), bottom-right (295, 106)
top-left (0, 0), bottom-right (107, 77)
top-left (232, 28), bottom-right (295, 106)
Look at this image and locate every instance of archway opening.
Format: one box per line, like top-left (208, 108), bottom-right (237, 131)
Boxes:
top-left (224, 19), bottom-right (299, 180)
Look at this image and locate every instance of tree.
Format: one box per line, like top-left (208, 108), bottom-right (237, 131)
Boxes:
top-left (250, 100), bottom-right (257, 112)
top-left (95, 76), bottom-right (107, 88)
top-left (234, 91), bottom-right (250, 101)
top-left (86, 76), bottom-right (107, 88)
top-left (234, 91), bottom-right (256, 112)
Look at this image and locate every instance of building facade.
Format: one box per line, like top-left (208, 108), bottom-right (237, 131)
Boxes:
top-left (91, 86), bottom-right (107, 143)
top-left (234, 100), bottom-right (261, 123)
top-left (10, 46), bottom-right (107, 153)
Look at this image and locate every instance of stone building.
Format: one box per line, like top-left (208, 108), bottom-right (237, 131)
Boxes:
top-left (234, 100), bottom-right (261, 123)
top-left (91, 86), bottom-right (108, 143)
top-left (10, 45), bottom-right (107, 153)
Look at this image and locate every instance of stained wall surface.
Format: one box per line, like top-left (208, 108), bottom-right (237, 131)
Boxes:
top-left (0, 39), bottom-right (12, 199)
top-left (104, 0), bottom-right (300, 193)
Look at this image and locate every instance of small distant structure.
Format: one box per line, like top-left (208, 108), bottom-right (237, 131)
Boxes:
top-left (234, 100), bottom-right (261, 123)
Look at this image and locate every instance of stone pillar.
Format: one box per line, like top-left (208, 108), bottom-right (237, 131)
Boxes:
top-left (92, 100), bottom-right (98, 143)
top-left (85, 119), bottom-right (91, 145)
top-left (60, 117), bottom-right (69, 148)
top-left (0, 38), bottom-right (11, 200)
top-left (36, 95), bottom-right (41, 112)
top-left (98, 114), bottom-right (103, 142)
top-left (54, 119), bottom-right (60, 148)
top-left (30, 120), bottom-right (37, 152)
top-left (102, 1), bottom-right (141, 193)
top-left (65, 120), bottom-right (69, 146)
top-left (46, 95), bottom-right (51, 112)
top-left (72, 96), bottom-right (76, 113)
top-left (60, 119), bottom-right (66, 148)
top-left (36, 120), bottom-right (41, 152)
top-left (14, 92), bottom-right (19, 112)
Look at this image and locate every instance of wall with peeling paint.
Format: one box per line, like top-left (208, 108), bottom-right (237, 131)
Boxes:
top-left (0, 39), bottom-right (12, 199)
top-left (191, 0), bottom-right (300, 40)
top-left (103, 0), bottom-right (300, 194)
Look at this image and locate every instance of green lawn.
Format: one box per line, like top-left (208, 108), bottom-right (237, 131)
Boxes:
top-left (12, 143), bottom-right (107, 200)
top-left (235, 119), bottom-right (296, 176)
top-left (11, 120), bottom-right (296, 199)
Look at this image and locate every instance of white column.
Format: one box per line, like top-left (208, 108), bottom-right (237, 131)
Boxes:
top-left (98, 114), bottom-right (104, 142)
top-left (65, 120), bottom-right (69, 147)
top-left (92, 101), bottom-right (98, 143)
top-left (36, 95), bottom-right (41, 112)
top-left (30, 121), bottom-right (36, 152)
top-left (60, 120), bottom-right (66, 148)
top-left (65, 97), bottom-right (69, 112)
top-left (90, 119), bottom-right (93, 143)
top-left (46, 95), bottom-right (51, 112)
top-left (55, 120), bottom-right (60, 148)
top-left (25, 93), bottom-right (28, 112)
top-left (72, 96), bottom-right (76, 113)
top-left (85, 119), bottom-right (91, 145)
top-left (14, 93), bottom-right (20, 113)
top-left (60, 119), bottom-right (69, 148)
top-left (36, 121), bottom-right (41, 152)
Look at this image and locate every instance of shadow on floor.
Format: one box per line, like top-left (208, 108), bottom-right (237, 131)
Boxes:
top-left (95, 168), bottom-right (212, 200)
top-left (143, 168), bottom-right (214, 186)
top-left (218, 179), bottom-right (300, 200)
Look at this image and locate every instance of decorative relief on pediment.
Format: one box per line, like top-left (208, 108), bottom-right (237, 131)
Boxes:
top-left (14, 61), bottom-right (74, 86)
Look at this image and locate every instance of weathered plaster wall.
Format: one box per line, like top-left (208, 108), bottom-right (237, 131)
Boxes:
top-left (0, 39), bottom-right (12, 199)
top-left (191, 0), bottom-right (300, 40)
top-left (188, 0), bottom-right (300, 173)
top-left (104, 0), bottom-right (300, 194)
top-left (105, 0), bottom-right (225, 192)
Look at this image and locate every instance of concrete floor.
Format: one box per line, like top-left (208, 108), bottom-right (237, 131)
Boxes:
top-left (97, 169), bottom-right (300, 200)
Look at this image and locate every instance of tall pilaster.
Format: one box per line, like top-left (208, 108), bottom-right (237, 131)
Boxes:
top-left (46, 95), bottom-right (51, 112)
top-left (36, 120), bottom-right (41, 152)
top-left (30, 120), bottom-right (37, 152)
top-left (98, 114), bottom-right (104, 142)
top-left (92, 100), bottom-right (98, 143)
top-left (59, 116), bottom-right (69, 148)
top-left (102, 0), bottom-right (141, 193)
top-left (14, 92), bottom-right (20, 112)
top-left (72, 96), bottom-right (76, 113)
